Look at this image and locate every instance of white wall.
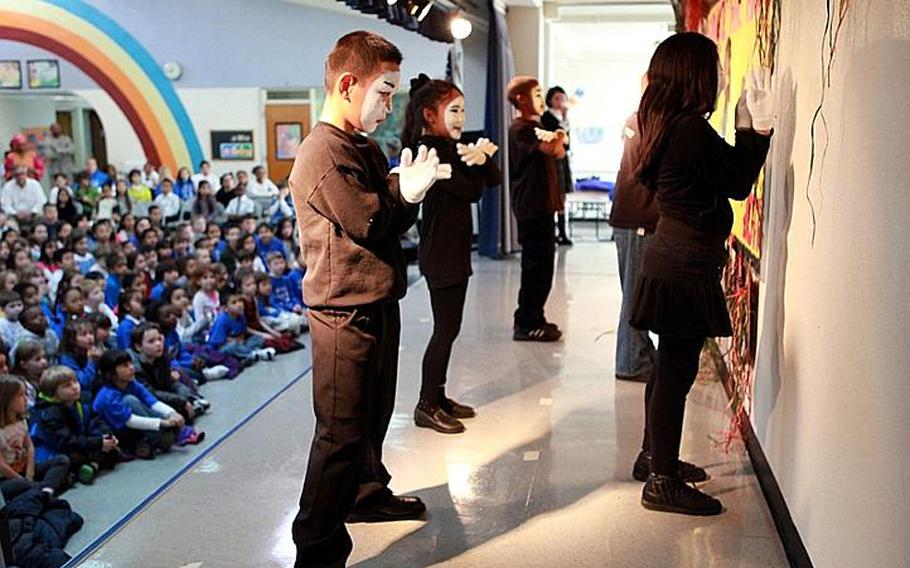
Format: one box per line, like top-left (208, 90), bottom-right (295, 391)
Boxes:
top-left (753, 1), bottom-right (910, 566)
top-left (507, 6), bottom-right (543, 79)
top-left (461, 25), bottom-right (489, 132)
top-left (178, 88), bottom-right (263, 176)
top-left (0, 96), bottom-right (56, 153)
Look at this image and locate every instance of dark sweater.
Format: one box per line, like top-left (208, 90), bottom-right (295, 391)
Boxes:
top-left (609, 113), bottom-right (659, 232)
top-left (509, 118), bottom-right (558, 221)
top-left (650, 114), bottom-right (770, 237)
top-left (289, 122), bottom-right (418, 309)
top-left (417, 136), bottom-right (501, 289)
top-left (31, 394), bottom-right (110, 463)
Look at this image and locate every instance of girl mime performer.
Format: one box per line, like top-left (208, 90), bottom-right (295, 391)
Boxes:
top-left (629, 32), bottom-right (773, 516)
top-left (402, 74), bottom-right (501, 435)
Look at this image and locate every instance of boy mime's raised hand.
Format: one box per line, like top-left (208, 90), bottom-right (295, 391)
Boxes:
top-left (457, 138), bottom-right (499, 167)
top-left (393, 145), bottom-right (452, 204)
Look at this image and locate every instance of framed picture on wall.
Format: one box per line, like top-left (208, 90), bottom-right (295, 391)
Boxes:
top-left (275, 123), bottom-right (302, 160)
top-left (211, 130), bottom-right (254, 160)
top-left (0, 61), bottom-right (22, 89)
top-left (27, 60), bottom-right (60, 89)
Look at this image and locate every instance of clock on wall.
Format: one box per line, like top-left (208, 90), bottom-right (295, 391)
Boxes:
top-left (162, 61), bottom-right (182, 80)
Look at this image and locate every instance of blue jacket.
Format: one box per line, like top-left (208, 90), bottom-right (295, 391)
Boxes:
top-left (255, 236), bottom-right (285, 265)
top-left (104, 273), bottom-right (122, 308)
top-left (174, 179), bottom-right (195, 201)
top-left (207, 312), bottom-right (246, 349)
top-left (150, 282), bottom-right (167, 301)
top-left (31, 394), bottom-right (111, 463)
top-left (116, 315), bottom-right (142, 350)
top-left (59, 352), bottom-right (98, 392)
top-left (93, 381), bottom-right (159, 431)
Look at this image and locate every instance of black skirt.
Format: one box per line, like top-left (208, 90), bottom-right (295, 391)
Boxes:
top-left (629, 218), bottom-right (732, 338)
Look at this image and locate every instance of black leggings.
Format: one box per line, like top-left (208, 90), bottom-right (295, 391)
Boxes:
top-left (641, 335), bottom-right (705, 475)
top-left (421, 281), bottom-right (468, 405)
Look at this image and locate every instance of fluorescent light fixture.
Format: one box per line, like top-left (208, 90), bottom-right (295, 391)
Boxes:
top-left (387, 0), bottom-right (397, 5)
top-left (450, 14), bottom-right (472, 39)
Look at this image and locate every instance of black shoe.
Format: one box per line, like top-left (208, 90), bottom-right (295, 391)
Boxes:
top-left (557, 236), bottom-right (574, 246)
top-left (441, 396), bottom-right (475, 419)
top-left (641, 474), bottom-right (723, 516)
top-left (346, 495), bottom-right (427, 523)
top-left (632, 451), bottom-right (709, 483)
top-left (513, 325), bottom-right (562, 342)
top-left (415, 401), bottom-right (465, 434)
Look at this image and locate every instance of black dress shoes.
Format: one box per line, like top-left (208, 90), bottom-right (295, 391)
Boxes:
top-left (347, 495), bottom-right (427, 523)
top-left (414, 401), bottom-right (466, 434)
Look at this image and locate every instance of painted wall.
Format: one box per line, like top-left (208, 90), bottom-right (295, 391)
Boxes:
top-left (753, 1), bottom-right (910, 566)
top-left (460, 24), bottom-right (489, 132)
top-left (506, 6), bottom-right (542, 79)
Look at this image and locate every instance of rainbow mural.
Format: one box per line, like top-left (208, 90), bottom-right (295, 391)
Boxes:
top-left (0, 0), bottom-right (203, 171)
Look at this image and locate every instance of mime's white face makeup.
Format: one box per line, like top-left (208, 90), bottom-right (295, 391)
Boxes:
top-left (444, 96), bottom-right (466, 140)
top-left (531, 86), bottom-right (546, 116)
top-left (360, 71), bottom-right (401, 133)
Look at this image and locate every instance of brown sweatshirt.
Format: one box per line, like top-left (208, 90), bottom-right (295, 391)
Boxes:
top-left (289, 122), bottom-right (418, 309)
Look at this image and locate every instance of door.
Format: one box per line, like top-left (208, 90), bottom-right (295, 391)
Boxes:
top-left (265, 104), bottom-right (310, 183)
top-left (86, 109), bottom-right (107, 168)
top-left (55, 111), bottom-right (73, 138)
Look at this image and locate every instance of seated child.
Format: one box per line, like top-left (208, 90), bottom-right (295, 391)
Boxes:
top-left (207, 294), bottom-right (275, 363)
top-left (237, 270), bottom-right (301, 354)
top-left (15, 306), bottom-right (59, 361)
top-left (30, 366), bottom-right (119, 485)
top-left (130, 322), bottom-right (209, 434)
top-left (191, 265), bottom-right (220, 332)
top-left (0, 292), bottom-right (24, 348)
top-left (255, 272), bottom-right (305, 336)
top-left (115, 290), bottom-right (146, 349)
top-left (59, 319), bottom-right (102, 393)
top-left (10, 340), bottom-right (48, 409)
top-left (93, 350), bottom-right (184, 459)
top-left (0, 375), bottom-right (70, 496)
top-left (150, 261), bottom-right (179, 301)
top-left (152, 303), bottom-right (231, 383)
top-left (82, 274), bottom-right (118, 327)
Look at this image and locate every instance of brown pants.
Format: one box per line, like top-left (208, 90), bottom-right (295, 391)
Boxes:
top-left (293, 302), bottom-right (400, 568)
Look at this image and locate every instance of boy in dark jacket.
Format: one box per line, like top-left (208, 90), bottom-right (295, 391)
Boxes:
top-left (30, 366), bottom-right (119, 484)
top-left (287, 30), bottom-right (450, 568)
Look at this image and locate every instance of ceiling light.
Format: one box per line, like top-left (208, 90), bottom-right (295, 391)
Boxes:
top-left (387, 0), bottom-right (397, 5)
top-left (417, 0), bottom-right (433, 22)
top-left (450, 14), bottom-right (472, 40)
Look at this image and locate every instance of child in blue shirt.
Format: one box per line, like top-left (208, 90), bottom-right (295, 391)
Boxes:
top-left (255, 223), bottom-right (286, 267)
top-left (149, 261), bottom-right (179, 301)
top-left (256, 272), bottom-right (305, 336)
top-left (115, 290), bottom-right (145, 350)
top-left (58, 318), bottom-right (102, 393)
top-left (104, 253), bottom-right (128, 308)
top-left (207, 294), bottom-right (274, 363)
top-left (92, 349), bottom-right (183, 459)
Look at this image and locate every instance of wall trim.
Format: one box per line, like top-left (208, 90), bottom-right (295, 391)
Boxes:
top-left (709, 340), bottom-right (814, 568)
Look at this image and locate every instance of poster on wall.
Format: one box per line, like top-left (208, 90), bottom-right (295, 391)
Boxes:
top-left (0, 61), bottom-right (22, 89)
top-left (705, 2), bottom-right (764, 260)
top-left (211, 130), bottom-right (254, 160)
top-left (27, 60), bottom-right (60, 89)
top-left (275, 123), bottom-right (302, 160)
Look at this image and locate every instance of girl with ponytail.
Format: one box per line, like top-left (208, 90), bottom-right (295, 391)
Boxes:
top-left (403, 74), bottom-right (501, 435)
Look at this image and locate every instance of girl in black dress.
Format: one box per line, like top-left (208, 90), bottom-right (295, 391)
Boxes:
top-left (630, 32), bottom-right (773, 515)
top-left (402, 75), bottom-right (501, 434)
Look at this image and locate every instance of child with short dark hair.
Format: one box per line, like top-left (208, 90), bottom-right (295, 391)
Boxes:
top-left (506, 75), bottom-right (567, 342)
top-left (104, 252), bottom-right (128, 307)
top-left (31, 366), bottom-right (119, 485)
top-left (115, 290), bottom-right (145, 349)
top-left (16, 305), bottom-right (59, 360)
top-left (0, 374), bottom-right (70, 496)
top-left (150, 261), bottom-right (179, 301)
top-left (93, 350), bottom-right (181, 459)
top-left (59, 319), bottom-right (102, 392)
top-left (0, 291), bottom-right (24, 347)
top-left (207, 294), bottom-right (273, 363)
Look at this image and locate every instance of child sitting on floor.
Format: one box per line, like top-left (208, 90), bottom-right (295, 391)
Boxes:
top-left (207, 294), bottom-right (275, 363)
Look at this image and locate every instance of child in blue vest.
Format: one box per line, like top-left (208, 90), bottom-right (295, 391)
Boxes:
top-left (30, 366), bottom-right (119, 485)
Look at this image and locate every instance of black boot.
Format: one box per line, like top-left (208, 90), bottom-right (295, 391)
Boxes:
top-left (414, 401), bottom-right (465, 434)
top-left (641, 474), bottom-right (723, 516)
top-left (632, 451), bottom-right (709, 483)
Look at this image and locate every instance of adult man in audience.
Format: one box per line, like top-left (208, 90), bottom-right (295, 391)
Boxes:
top-left (224, 182), bottom-right (256, 220)
top-left (42, 123), bottom-right (76, 180)
top-left (1, 166), bottom-right (47, 220)
top-left (191, 160), bottom-right (219, 191)
top-left (85, 158), bottom-right (110, 188)
top-left (247, 165), bottom-right (279, 197)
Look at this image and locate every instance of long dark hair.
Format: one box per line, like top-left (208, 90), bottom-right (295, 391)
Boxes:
top-left (636, 32), bottom-right (719, 188)
top-left (400, 74), bottom-right (463, 151)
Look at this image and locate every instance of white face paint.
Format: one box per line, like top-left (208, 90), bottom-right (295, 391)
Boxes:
top-left (444, 96), bottom-right (466, 140)
top-left (360, 71), bottom-right (401, 134)
top-left (531, 86), bottom-right (546, 116)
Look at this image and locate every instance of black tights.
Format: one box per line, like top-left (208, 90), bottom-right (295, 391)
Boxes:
top-left (420, 281), bottom-right (468, 405)
top-left (641, 335), bottom-right (705, 475)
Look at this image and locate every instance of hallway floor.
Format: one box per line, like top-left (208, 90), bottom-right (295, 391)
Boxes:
top-left (76, 241), bottom-right (788, 568)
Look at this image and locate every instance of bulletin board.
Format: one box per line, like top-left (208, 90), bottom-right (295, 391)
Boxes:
top-left (705, 1), bottom-right (764, 260)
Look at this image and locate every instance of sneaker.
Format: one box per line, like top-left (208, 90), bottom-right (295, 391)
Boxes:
top-left (176, 425), bottom-right (199, 446)
top-left (135, 441), bottom-right (155, 460)
top-left (194, 397), bottom-right (212, 410)
top-left (513, 325), bottom-right (562, 342)
top-left (557, 236), bottom-right (574, 246)
top-left (632, 451), bottom-right (709, 483)
top-left (641, 474), bottom-right (723, 516)
top-left (253, 348), bottom-right (276, 361)
top-left (78, 463), bottom-right (97, 485)
top-left (202, 365), bottom-right (230, 381)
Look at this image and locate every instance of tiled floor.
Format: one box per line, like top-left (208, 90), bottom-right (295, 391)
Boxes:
top-left (76, 241), bottom-right (788, 568)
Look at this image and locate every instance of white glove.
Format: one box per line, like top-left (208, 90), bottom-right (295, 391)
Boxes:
top-left (734, 93), bottom-right (752, 130)
top-left (457, 142), bottom-right (487, 166)
top-left (391, 145), bottom-right (452, 204)
top-left (476, 138), bottom-right (499, 157)
top-left (745, 67), bottom-right (774, 133)
top-left (534, 128), bottom-right (557, 143)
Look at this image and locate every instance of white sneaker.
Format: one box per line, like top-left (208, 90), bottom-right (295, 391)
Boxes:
top-left (253, 348), bottom-right (276, 361)
top-left (202, 365), bottom-right (230, 381)
top-left (194, 397), bottom-right (211, 410)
